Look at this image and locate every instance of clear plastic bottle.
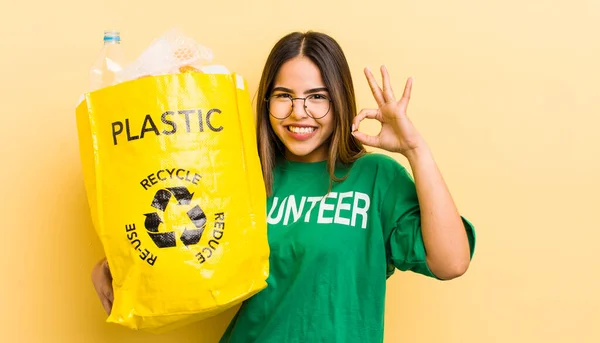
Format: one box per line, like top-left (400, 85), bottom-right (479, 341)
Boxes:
top-left (89, 30), bottom-right (126, 91)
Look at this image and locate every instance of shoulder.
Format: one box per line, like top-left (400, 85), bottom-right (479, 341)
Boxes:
top-left (338, 152), bottom-right (412, 188)
top-left (351, 152), bottom-right (408, 176)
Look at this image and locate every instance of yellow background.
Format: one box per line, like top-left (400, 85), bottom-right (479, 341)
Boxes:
top-left (1, 0), bottom-right (598, 342)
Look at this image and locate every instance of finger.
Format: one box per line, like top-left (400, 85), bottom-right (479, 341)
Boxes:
top-left (93, 283), bottom-right (113, 315)
top-left (101, 298), bottom-right (113, 315)
top-left (364, 67), bottom-right (385, 107)
top-left (399, 77), bottom-right (413, 110)
top-left (351, 131), bottom-right (381, 148)
top-left (104, 285), bottom-right (114, 303)
top-left (352, 109), bottom-right (380, 132)
top-left (103, 259), bottom-right (112, 279)
top-left (381, 65), bottom-right (396, 103)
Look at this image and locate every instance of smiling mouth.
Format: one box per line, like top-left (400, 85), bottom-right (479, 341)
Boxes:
top-left (287, 125), bottom-right (317, 134)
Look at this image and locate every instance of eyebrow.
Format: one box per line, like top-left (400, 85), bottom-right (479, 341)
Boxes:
top-left (272, 87), bottom-right (329, 95)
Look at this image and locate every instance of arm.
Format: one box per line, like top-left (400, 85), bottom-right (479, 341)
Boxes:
top-left (352, 66), bottom-right (473, 280)
top-left (405, 146), bottom-right (471, 280)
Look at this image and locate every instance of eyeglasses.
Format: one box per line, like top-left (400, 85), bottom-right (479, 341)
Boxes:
top-left (265, 93), bottom-right (332, 119)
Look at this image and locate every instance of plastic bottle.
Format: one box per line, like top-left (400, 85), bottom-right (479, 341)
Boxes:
top-left (89, 30), bottom-right (126, 91)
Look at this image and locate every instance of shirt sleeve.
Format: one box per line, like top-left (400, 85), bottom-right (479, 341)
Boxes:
top-left (381, 165), bottom-right (476, 279)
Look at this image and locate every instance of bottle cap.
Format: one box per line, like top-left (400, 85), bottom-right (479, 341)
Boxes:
top-left (104, 30), bottom-right (121, 42)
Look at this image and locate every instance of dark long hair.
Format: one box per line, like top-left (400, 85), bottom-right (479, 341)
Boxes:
top-left (256, 31), bottom-right (366, 196)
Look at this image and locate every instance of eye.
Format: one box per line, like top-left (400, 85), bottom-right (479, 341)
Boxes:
top-left (310, 94), bottom-right (329, 100)
top-left (273, 93), bottom-right (292, 99)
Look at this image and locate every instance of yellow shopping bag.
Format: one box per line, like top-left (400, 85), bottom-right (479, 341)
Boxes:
top-left (75, 72), bottom-right (269, 332)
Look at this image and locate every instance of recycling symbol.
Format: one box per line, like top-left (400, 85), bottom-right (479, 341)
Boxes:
top-left (144, 186), bottom-right (207, 248)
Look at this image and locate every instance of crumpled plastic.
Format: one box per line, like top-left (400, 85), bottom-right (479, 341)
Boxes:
top-left (116, 27), bottom-right (215, 81)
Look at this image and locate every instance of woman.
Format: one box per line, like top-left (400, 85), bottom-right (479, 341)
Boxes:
top-left (92, 31), bottom-right (476, 343)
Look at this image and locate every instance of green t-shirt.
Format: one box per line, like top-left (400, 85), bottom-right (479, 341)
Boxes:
top-left (219, 153), bottom-right (476, 343)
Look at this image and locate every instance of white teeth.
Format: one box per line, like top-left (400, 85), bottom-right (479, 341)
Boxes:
top-left (289, 126), bottom-right (316, 134)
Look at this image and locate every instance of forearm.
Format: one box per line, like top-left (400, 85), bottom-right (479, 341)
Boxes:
top-left (405, 146), bottom-right (471, 280)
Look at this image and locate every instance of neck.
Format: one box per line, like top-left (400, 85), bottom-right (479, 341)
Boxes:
top-left (284, 143), bottom-right (330, 163)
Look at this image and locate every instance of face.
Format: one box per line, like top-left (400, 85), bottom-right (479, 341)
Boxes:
top-left (268, 56), bottom-right (335, 163)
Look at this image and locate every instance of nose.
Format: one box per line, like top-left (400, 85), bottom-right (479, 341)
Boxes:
top-left (290, 98), bottom-right (308, 119)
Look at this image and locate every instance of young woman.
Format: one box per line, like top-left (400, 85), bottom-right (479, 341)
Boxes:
top-left (92, 31), bottom-right (476, 343)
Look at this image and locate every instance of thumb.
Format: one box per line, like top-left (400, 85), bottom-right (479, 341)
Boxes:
top-left (351, 131), bottom-right (380, 147)
top-left (105, 286), bottom-right (114, 303)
